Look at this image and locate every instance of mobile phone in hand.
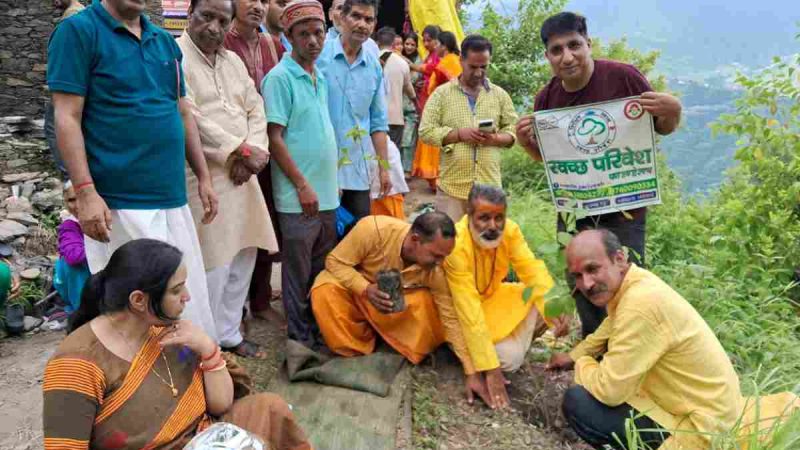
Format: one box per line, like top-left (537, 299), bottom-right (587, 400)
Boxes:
top-left (478, 119), bottom-right (495, 133)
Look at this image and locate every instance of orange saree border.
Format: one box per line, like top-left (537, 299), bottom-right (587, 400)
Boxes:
top-left (142, 369), bottom-right (207, 449)
top-left (43, 437), bottom-right (89, 450)
top-left (95, 328), bottom-right (163, 425)
top-left (43, 358), bottom-right (106, 401)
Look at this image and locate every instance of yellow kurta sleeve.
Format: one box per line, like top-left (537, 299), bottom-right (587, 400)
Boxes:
top-left (568, 316), bottom-right (613, 361)
top-left (444, 246), bottom-right (500, 372)
top-left (429, 269), bottom-right (477, 375)
top-left (324, 219), bottom-right (375, 297)
top-left (418, 88), bottom-right (452, 147)
top-left (574, 309), bottom-right (671, 407)
top-left (506, 221), bottom-right (553, 322)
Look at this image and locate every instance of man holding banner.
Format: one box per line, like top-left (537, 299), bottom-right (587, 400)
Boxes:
top-left (515, 12), bottom-right (682, 337)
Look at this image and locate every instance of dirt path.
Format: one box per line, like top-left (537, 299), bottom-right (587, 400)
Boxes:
top-left (0, 330), bottom-right (63, 450)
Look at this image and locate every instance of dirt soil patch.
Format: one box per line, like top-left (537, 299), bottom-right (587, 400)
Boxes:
top-left (0, 177), bottom-right (587, 450)
top-left (0, 330), bottom-right (64, 450)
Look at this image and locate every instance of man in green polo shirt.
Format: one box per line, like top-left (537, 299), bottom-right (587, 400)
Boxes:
top-left (47, 0), bottom-right (220, 339)
top-left (262, 0), bottom-right (339, 349)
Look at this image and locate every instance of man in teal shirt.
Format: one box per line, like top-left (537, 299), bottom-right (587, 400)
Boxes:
top-left (262, 0), bottom-right (339, 348)
top-left (318, 0), bottom-right (391, 222)
top-left (47, 0), bottom-right (220, 338)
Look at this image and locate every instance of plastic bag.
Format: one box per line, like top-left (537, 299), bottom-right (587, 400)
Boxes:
top-left (183, 422), bottom-right (268, 450)
top-left (335, 206), bottom-right (356, 239)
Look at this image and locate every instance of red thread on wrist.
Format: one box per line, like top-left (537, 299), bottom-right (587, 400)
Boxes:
top-left (74, 181), bottom-right (94, 192)
top-left (201, 345), bottom-right (220, 361)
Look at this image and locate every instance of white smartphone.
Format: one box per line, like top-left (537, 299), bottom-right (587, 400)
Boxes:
top-left (478, 118), bottom-right (495, 133)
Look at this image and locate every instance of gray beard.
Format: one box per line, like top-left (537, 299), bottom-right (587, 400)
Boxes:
top-left (469, 221), bottom-right (503, 250)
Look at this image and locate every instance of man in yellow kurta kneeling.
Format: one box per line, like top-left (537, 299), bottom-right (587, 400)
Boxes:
top-left (548, 229), bottom-right (799, 449)
top-left (444, 184), bottom-right (567, 410)
top-left (311, 211), bottom-right (499, 403)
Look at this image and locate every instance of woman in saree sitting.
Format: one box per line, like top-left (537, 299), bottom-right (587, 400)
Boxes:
top-left (42, 239), bottom-right (311, 450)
top-left (411, 31), bottom-right (463, 191)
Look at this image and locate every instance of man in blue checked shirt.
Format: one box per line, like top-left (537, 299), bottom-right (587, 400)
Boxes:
top-left (317, 0), bottom-right (391, 223)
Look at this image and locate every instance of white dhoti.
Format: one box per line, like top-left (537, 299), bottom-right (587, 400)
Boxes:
top-left (494, 307), bottom-right (543, 372)
top-left (84, 206), bottom-right (218, 341)
top-left (205, 247), bottom-right (258, 348)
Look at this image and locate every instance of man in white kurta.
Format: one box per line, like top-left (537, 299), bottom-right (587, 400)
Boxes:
top-left (178, 0), bottom-right (278, 357)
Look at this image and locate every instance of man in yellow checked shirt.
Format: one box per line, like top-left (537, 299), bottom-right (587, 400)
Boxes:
top-left (443, 184), bottom-right (569, 410)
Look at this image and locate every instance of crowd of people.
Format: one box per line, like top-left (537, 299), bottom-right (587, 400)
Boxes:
top-left (36, 0), bottom-right (799, 448)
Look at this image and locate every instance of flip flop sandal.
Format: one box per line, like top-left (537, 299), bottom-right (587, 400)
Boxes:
top-left (222, 339), bottom-right (266, 359)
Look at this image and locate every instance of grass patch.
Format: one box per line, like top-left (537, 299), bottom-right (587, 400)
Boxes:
top-left (410, 368), bottom-right (446, 449)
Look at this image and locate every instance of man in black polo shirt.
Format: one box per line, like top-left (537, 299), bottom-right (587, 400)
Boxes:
top-left (516, 12), bottom-right (682, 337)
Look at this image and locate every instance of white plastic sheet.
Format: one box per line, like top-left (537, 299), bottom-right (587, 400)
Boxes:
top-left (184, 422), bottom-right (268, 450)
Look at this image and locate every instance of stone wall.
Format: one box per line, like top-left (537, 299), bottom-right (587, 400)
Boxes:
top-left (0, 0), bottom-right (164, 121)
top-left (0, 0), bottom-right (58, 119)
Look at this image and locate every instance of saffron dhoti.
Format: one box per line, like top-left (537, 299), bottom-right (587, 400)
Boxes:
top-left (311, 283), bottom-right (445, 364)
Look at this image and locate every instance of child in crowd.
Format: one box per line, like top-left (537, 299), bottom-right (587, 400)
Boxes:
top-left (53, 181), bottom-right (90, 314)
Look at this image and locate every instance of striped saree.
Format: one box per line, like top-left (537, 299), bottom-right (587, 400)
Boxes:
top-left (43, 324), bottom-right (310, 450)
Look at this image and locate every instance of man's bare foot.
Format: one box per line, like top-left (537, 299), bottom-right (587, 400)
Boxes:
top-left (252, 306), bottom-right (287, 329)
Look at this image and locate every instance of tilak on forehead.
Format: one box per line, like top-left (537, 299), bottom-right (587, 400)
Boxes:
top-left (471, 199), bottom-right (506, 215)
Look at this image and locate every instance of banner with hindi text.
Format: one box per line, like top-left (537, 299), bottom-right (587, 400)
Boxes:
top-left (533, 96), bottom-right (660, 215)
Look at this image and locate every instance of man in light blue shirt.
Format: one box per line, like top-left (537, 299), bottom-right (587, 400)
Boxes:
top-left (326, 0), bottom-right (380, 59)
top-left (318, 0), bottom-right (390, 222)
top-left (262, 0), bottom-right (339, 348)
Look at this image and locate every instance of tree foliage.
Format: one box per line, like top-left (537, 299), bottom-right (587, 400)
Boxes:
top-left (470, 0), bottom-right (667, 107)
top-left (473, 0), bottom-right (563, 107)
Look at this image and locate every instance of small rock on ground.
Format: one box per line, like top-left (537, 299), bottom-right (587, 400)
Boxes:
top-left (20, 268), bottom-right (41, 280)
top-left (6, 212), bottom-right (38, 226)
top-left (1, 172), bottom-right (42, 183)
top-left (0, 219), bottom-right (28, 242)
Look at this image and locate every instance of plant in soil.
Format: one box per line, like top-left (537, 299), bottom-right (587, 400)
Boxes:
top-left (339, 125), bottom-right (400, 314)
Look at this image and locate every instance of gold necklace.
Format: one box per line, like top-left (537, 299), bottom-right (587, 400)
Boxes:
top-left (150, 352), bottom-right (178, 398)
top-left (107, 317), bottom-right (179, 398)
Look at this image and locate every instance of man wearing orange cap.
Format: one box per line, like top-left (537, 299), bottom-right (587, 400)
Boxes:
top-left (262, 0), bottom-right (340, 348)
